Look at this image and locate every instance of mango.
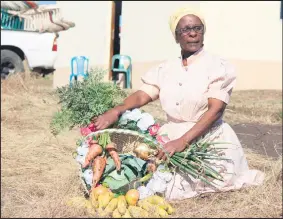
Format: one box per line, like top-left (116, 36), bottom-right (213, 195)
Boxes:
top-left (104, 198), bottom-right (119, 213)
top-left (98, 191), bottom-right (113, 209)
top-left (122, 209), bottom-right (132, 218)
top-left (117, 195), bottom-right (127, 215)
top-left (113, 208), bottom-right (122, 218)
top-left (128, 206), bottom-right (149, 218)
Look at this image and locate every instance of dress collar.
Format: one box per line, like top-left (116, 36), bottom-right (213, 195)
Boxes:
top-left (180, 46), bottom-right (205, 69)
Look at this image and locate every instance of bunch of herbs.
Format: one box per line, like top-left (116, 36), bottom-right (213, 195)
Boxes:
top-left (50, 68), bottom-right (127, 135)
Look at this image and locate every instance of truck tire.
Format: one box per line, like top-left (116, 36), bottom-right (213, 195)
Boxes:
top-left (1, 49), bottom-right (24, 78)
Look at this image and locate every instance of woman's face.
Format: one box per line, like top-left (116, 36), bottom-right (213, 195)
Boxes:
top-left (175, 14), bottom-right (204, 53)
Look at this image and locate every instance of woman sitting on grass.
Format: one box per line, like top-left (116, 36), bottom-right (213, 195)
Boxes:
top-left (92, 7), bottom-right (264, 200)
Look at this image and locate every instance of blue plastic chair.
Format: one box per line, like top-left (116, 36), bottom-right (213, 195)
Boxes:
top-left (111, 54), bottom-right (132, 89)
top-left (70, 56), bottom-right (89, 86)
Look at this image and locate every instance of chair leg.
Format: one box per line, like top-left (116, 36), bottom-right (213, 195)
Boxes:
top-left (69, 74), bottom-right (73, 86)
top-left (126, 71), bottom-right (131, 89)
top-left (112, 72), bottom-right (117, 85)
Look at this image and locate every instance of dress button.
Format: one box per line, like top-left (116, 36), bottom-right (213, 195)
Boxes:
top-left (179, 82), bottom-right (182, 86)
top-left (176, 102), bottom-right (179, 106)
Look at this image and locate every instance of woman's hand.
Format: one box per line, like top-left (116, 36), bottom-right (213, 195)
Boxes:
top-left (156, 137), bottom-right (188, 160)
top-left (93, 90), bottom-right (154, 130)
top-left (92, 108), bottom-right (120, 130)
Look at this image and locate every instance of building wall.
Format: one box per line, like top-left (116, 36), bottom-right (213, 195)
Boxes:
top-left (121, 1), bottom-right (282, 90)
top-left (53, 1), bottom-right (112, 88)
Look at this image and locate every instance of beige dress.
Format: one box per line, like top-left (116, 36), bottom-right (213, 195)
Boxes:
top-left (138, 48), bottom-right (264, 200)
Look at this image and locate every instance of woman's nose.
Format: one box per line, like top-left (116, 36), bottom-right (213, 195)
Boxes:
top-left (189, 30), bottom-right (197, 37)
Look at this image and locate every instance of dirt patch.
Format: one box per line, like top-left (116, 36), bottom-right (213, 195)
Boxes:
top-left (232, 123), bottom-right (282, 158)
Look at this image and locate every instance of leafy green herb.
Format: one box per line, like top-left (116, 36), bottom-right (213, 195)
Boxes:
top-left (50, 68), bottom-right (127, 135)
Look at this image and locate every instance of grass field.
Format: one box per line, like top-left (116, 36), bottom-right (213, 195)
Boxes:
top-left (1, 74), bottom-right (282, 218)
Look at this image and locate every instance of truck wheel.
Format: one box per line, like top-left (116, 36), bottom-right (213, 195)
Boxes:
top-left (1, 49), bottom-right (24, 79)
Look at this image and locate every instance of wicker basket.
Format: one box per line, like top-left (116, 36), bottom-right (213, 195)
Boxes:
top-left (74, 128), bottom-right (161, 197)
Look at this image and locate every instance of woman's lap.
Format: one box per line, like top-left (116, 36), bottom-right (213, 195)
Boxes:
top-left (158, 121), bottom-right (265, 200)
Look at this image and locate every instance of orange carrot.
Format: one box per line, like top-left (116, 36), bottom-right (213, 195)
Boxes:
top-left (92, 156), bottom-right (107, 187)
top-left (82, 144), bottom-right (103, 168)
top-left (106, 143), bottom-right (121, 171)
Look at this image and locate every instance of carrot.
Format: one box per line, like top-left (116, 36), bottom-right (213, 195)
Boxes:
top-left (92, 156), bottom-right (107, 187)
top-left (82, 144), bottom-right (103, 168)
top-left (106, 143), bottom-right (121, 171)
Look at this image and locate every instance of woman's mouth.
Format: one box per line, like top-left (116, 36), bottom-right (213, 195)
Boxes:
top-left (187, 42), bottom-right (199, 45)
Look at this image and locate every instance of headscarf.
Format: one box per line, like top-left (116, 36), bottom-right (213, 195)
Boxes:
top-left (169, 7), bottom-right (206, 39)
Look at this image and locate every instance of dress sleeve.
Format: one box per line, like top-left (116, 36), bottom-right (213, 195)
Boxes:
top-left (138, 63), bottom-right (164, 101)
top-left (207, 59), bottom-right (236, 104)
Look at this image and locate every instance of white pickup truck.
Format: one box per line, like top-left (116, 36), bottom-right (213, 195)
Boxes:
top-left (1, 29), bottom-right (58, 78)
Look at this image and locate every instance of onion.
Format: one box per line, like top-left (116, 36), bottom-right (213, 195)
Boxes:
top-left (134, 143), bottom-right (156, 160)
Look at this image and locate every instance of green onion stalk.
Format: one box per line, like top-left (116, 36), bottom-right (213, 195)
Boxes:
top-left (156, 140), bottom-right (232, 187)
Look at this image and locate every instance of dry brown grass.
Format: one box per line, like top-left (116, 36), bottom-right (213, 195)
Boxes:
top-left (1, 74), bottom-right (282, 218)
top-left (140, 90), bottom-right (282, 126)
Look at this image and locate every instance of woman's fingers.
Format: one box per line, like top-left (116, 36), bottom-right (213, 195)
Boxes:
top-left (162, 154), bottom-right (167, 161)
top-left (157, 149), bottom-right (164, 160)
top-left (91, 116), bottom-right (97, 123)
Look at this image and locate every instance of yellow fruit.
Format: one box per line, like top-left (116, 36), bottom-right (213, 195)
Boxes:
top-left (144, 195), bottom-right (168, 210)
top-left (104, 198), bottom-right (119, 213)
top-left (98, 191), bottom-right (113, 209)
top-left (122, 209), bottom-right (132, 218)
top-left (113, 208), bottom-right (122, 218)
top-left (90, 197), bottom-right (99, 209)
top-left (166, 204), bottom-right (175, 215)
top-left (137, 200), bottom-right (160, 218)
top-left (91, 185), bottom-right (108, 199)
top-left (128, 206), bottom-right (149, 218)
top-left (137, 200), bottom-right (155, 212)
top-left (96, 208), bottom-right (105, 217)
top-left (84, 200), bottom-right (93, 209)
top-left (157, 206), bottom-right (169, 218)
top-left (117, 195), bottom-right (127, 215)
top-left (125, 189), bottom-right (140, 206)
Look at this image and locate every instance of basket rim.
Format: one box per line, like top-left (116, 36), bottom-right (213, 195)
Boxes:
top-left (76, 128), bottom-right (165, 196)
top-left (83, 128), bottom-right (163, 149)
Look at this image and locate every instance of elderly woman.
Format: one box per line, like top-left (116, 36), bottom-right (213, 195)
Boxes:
top-left (93, 7), bottom-right (264, 200)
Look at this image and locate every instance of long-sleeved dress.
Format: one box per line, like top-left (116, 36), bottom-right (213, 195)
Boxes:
top-left (138, 48), bottom-right (264, 200)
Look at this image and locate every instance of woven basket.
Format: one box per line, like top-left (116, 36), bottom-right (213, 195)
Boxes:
top-left (74, 128), bottom-right (161, 197)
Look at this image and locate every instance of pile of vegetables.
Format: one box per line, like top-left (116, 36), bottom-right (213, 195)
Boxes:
top-left (131, 132), bottom-right (230, 187)
top-left (50, 68), bottom-right (127, 135)
top-left (71, 106), bottom-right (231, 217)
top-left (115, 108), bottom-right (231, 187)
top-left (84, 184), bottom-right (175, 218)
top-left (80, 132), bottom-right (122, 187)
